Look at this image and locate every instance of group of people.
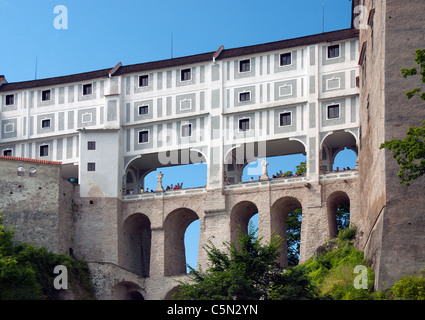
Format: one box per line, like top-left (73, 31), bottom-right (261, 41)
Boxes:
top-left (334, 166), bottom-right (351, 172)
top-left (165, 183), bottom-right (183, 191)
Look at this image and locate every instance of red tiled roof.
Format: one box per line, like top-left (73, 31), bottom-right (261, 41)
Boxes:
top-left (0, 155), bottom-right (62, 166)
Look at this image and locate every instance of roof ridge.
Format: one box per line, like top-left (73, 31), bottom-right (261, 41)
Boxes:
top-left (0, 155), bottom-right (62, 166)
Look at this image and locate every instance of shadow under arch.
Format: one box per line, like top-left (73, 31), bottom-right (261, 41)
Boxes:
top-left (230, 201), bottom-right (259, 247)
top-left (271, 196), bottom-right (302, 267)
top-left (327, 191), bottom-right (350, 238)
top-left (164, 208), bottom-right (200, 276)
top-left (120, 213), bottom-right (151, 277)
top-left (111, 281), bottom-right (144, 300)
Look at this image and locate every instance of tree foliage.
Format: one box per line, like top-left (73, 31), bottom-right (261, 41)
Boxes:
top-left (0, 216), bottom-right (95, 300)
top-left (380, 49), bottom-right (425, 186)
top-left (174, 224), bottom-right (319, 300)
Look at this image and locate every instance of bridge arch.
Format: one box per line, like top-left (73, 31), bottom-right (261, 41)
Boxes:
top-left (121, 213), bottom-right (151, 277)
top-left (164, 207), bottom-right (200, 276)
top-left (230, 201), bottom-right (259, 246)
top-left (111, 281), bottom-right (145, 300)
top-left (327, 191), bottom-right (350, 238)
top-left (271, 196), bottom-right (303, 266)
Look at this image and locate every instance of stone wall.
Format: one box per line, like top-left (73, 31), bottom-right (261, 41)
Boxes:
top-left (0, 157), bottom-right (75, 254)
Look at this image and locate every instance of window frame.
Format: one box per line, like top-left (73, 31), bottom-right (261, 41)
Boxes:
top-left (138, 129), bottom-right (149, 144)
top-left (41, 89), bottom-right (51, 102)
top-left (138, 75), bottom-right (149, 87)
top-left (2, 149), bottom-right (12, 156)
top-left (180, 68), bottom-right (192, 82)
top-left (238, 118), bottom-right (251, 132)
top-left (279, 52), bottom-right (292, 67)
top-left (181, 123), bottom-right (192, 138)
top-left (138, 105), bottom-right (149, 115)
top-left (327, 44), bottom-right (340, 60)
top-left (279, 112), bottom-right (292, 127)
top-left (87, 141), bottom-right (96, 150)
top-left (239, 59), bottom-right (251, 73)
top-left (87, 162), bottom-right (96, 172)
top-left (5, 94), bottom-right (15, 106)
top-left (41, 118), bottom-right (51, 129)
top-left (239, 91), bottom-right (251, 103)
top-left (327, 104), bottom-right (340, 119)
top-left (39, 145), bottom-right (49, 157)
top-left (82, 83), bottom-right (93, 96)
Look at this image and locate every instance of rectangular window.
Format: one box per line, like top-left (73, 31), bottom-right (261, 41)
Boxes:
top-left (87, 163), bottom-right (96, 172)
top-left (239, 92), bottom-right (251, 102)
top-left (239, 118), bottom-right (250, 132)
top-left (40, 145), bottom-right (49, 157)
top-left (181, 123), bottom-right (192, 138)
top-left (327, 44), bottom-right (340, 59)
top-left (239, 59), bottom-right (251, 72)
top-left (3, 149), bottom-right (12, 156)
top-left (5, 94), bottom-right (14, 106)
top-left (138, 130), bottom-right (149, 144)
top-left (280, 53), bottom-right (292, 66)
top-left (83, 83), bottom-right (93, 96)
top-left (138, 105), bottom-right (149, 115)
top-left (87, 141), bottom-right (96, 150)
top-left (279, 112), bottom-right (292, 126)
top-left (41, 90), bottom-right (51, 101)
top-left (181, 68), bottom-right (191, 81)
top-left (139, 75), bottom-right (149, 87)
top-left (327, 104), bottom-right (340, 119)
top-left (41, 119), bottom-right (51, 128)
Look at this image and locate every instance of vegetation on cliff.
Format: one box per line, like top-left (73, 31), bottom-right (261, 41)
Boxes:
top-left (0, 216), bottom-right (95, 300)
top-left (173, 225), bottom-right (425, 300)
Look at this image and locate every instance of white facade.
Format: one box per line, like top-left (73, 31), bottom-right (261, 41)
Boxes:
top-left (0, 29), bottom-right (359, 198)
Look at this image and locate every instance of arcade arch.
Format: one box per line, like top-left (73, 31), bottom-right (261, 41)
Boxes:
top-left (230, 201), bottom-right (259, 247)
top-left (111, 281), bottom-right (144, 300)
top-left (271, 197), bottom-right (302, 266)
top-left (321, 130), bottom-right (357, 173)
top-left (327, 191), bottom-right (350, 238)
top-left (225, 139), bottom-right (306, 183)
top-left (164, 208), bottom-right (200, 276)
top-left (121, 213), bottom-right (151, 277)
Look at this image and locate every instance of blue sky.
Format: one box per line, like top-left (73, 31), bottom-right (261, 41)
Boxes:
top-left (1, 0), bottom-right (352, 82)
top-left (0, 0), bottom-right (356, 271)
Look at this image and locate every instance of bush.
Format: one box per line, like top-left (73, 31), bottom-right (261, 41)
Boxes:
top-left (385, 272), bottom-right (425, 300)
top-left (0, 216), bottom-right (95, 300)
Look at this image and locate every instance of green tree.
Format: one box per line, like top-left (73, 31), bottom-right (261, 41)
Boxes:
top-left (286, 209), bottom-right (302, 266)
top-left (295, 161), bottom-right (307, 175)
top-left (380, 49), bottom-right (425, 186)
top-left (174, 224), bottom-right (283, 300)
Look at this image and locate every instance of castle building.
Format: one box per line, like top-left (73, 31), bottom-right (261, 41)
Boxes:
top-left (0, 0), bottom-right (424, 299)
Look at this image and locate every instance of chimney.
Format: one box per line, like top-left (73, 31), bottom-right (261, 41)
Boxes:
top-left (0, 75), bottom-right (7, 87)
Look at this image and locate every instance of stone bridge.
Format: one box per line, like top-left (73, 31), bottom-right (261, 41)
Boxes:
top-left (90, 170), bottom-right (359, 300)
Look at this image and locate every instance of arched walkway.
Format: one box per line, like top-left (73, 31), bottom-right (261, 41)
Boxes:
top-left (271, 196), bottom-right (302, 266)
top-left (121, 213), bottom-right (151, 277)
top-left (164, 208), bottom-right (200, 276)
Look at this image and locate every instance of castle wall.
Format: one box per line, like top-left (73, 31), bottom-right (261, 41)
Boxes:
top-left (359, 0), bottom-right (425, 289)
top-left (0, 157), bottom-right (74, 254)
